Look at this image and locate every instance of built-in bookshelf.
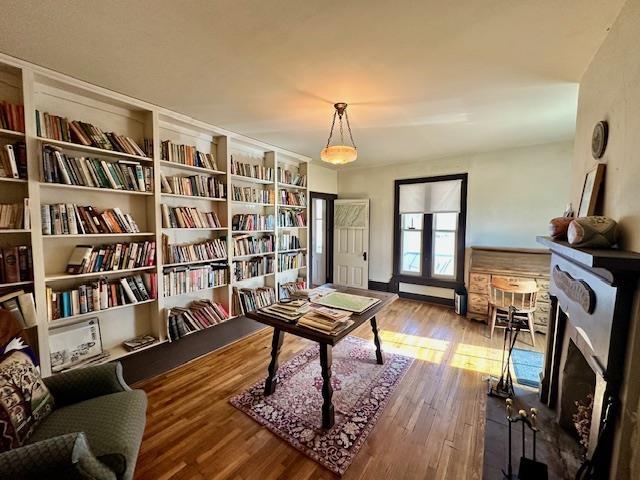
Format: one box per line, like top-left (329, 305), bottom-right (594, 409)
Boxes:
top-left (0, 53), bottom-right (310, 377)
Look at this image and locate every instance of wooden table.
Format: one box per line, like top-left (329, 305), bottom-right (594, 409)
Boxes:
top-left (246, 285), bottom-right (398, 429)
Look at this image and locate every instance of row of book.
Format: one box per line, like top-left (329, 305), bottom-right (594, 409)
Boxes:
top-left (278, 210), bottom-right (307, 227)
top-left (231, 185), bottom-right (273, 204)
top-left (279, 279), bottom-right (307, 299)
top-left (0, 200), bottom-right (29, 230)
top-left (161, 205), bottom-right (222, 229)
top-left (231, 214), bottom-right (274, 231)
top-left (279, 233), bottom-right (301, 251)
top-left (66, 241), bottom-right (156, 274)
top-left (0, 290), bottom-right (37, 329)
top-left (46, 273), bottom-right (156, 321)
top-left (278, 168), bottom-right (306, 187)
top-left (233, 257), bottom-right (274, 281)
top-left (233, 286), bottom-right (276, 314)
top-left (35, 110), bottom-right (147, 157)
top-left (162, 235), bottom-right (227, 265)
top-left (162, 265), bottom-right (227, 297)
top-left (279, 190), bottom-right (306, 207)
top-left (230, 156), bottom-right (273, 181)
top-left (0, 246), bottom-right (32, 284)
top-left (278, 252), bottom-right (306, 271)
top-left (41, 204), bottom-right (140, 235)
top-left (161, 174), bottom-right (225, 199)
top-left (0, 101), bottom-right (25, 133)
top-left (0, 142), bottom-right (27, 179)
top-left (233, 234), bottom-right (275, 257)
top-left (166, 299), bottom-right (230, 341)
top-left (42, 145), bottom-right (152, 192)
top-left (161, 140), bottom-right (218, 170)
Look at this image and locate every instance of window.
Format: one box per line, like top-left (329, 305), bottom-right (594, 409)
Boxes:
top-left (393, 174), bottom-right (467, 286)
top-left (313, 198), bottom-right (324, 254)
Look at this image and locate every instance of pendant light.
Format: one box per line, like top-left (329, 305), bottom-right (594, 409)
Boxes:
top-left (320, 102), bottom-right (357, 165)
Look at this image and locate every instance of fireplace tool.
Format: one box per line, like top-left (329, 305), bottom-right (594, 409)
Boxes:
top-left (503, 399), bottom-right (549, 480)
top-left (488, 306), bottom-right (526, 398)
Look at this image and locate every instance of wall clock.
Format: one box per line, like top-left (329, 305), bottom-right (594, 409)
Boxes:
top-left (592, 120), bottom-right (608, 159)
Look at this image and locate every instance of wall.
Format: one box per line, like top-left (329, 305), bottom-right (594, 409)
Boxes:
top-left (337, 141), bottom-right (572, 283)
top-left (308, 162), bottom-right (338, 194)
top-left (570, 0), bottom-right (640, 477)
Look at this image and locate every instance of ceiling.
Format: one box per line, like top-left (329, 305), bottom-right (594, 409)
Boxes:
top-left (0, 0), bottom-right (625, 167)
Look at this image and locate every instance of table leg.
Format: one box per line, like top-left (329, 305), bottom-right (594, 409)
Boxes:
top-left (370, 316), bottom-right (384, 364)
top-left (264, 328), bottom-right (284, 396)
top-left (319, 343), bottom-right (335, 429)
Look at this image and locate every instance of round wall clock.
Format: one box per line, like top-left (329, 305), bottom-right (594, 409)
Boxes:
top-left (592, 120), bottom-right (608, 159)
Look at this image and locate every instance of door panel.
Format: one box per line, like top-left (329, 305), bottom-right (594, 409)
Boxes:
top-left (333, 199), bottom-right (369, 288)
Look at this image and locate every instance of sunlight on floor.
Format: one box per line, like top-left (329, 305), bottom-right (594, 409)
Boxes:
top-left (449, 343), bottom-right (503, 375)
top-left (379, 331), bottom-right (449, 363)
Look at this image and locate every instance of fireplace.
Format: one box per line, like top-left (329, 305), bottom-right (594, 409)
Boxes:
top-left (536, 237), bottom-right (640, 479)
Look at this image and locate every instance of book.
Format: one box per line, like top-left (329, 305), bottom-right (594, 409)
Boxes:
top-left (231, 185), bottom-right (273, 204)
top-left (233, 256), bottom-right (274, 281)
top-left (65, 241), bottom-right (155, 274)
top-left (66, 245), bottom-right (94, 274)
top-left (312, 292), bottom-right (381, 313)
top-left (162, 264), bottom-right (227, 297)
top-left (277, 167), bottom-right (307, 187)
top-left (233, 286), bottom-right (276, 315)
top-left (161, 173), bottom-right (226, 199)
top-left (166, 299), bottom-right (230, 341)
top-left (161, 205), bottom-right (222, 229)
top-left (0, 202), bottom-right (26, 229)
top-left (162, 234), bottom-right (227, 265)
top-left (231, 214), bottom-right (274, 231)
top-left (122, 334), bottom-right (157, 351)
top-left (160, 140), bottom-right (218, 170)
top-left (230, 154), bottom-right (273, 180)
top-left (0, 101), bottom-right (25, 132)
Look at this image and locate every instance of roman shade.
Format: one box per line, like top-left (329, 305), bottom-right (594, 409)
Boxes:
top-left (399, 179), bottom-right (461, 214)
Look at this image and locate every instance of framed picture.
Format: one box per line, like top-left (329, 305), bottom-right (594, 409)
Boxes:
top-left (578, 163), bottom-right (606, 218)
top-left (48, 317), bottom-right (103, 372)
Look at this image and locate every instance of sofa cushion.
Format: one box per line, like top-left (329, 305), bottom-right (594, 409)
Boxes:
top-left (28, 389), bottom-right (147, 480)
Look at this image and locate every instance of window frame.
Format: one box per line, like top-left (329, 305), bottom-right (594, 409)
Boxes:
top-left (392, 174), bottom-right (467, 290)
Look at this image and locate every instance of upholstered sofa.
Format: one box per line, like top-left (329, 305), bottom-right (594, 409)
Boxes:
top-left (0, 362), bottom-right (147, 480)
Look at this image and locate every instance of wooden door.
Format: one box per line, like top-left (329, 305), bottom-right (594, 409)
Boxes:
top-left (333, 199), bottom-right (369, 288)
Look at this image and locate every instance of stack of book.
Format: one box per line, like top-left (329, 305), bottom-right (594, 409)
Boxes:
top-left (230, 155), bottom-right (273, 180)
top-left (66, 241), bottom-right (156, 274)
top-left (278, 251), bottom-right (306, 271)
top-left (0, 201), bottom-right (28, 230)
top-left (232, 214), bottom-right (274, 231)
top-left (0, 101), bottom-right (25, 132)
top-left (298, 307), bottom-right (353, 336)
top-left (233, 234), bottom-right (274, 256)
top-left (161, 205), bottom-right (222, 229)
top-left (0, 246), bottom-right (32, 284)
top-left (162, 235), bottom-right (227, 265)
top-left (233, 257), bottom-right (274, 281)
top-left (0, 142), bottom-right (27, 179)
top-left (162, 264), bottom-right (227, 297)
top-left (42, 145), bottom-right (152, 192)
top-left (278, 233), bottom-right (301, 250)
top-left (35, 111), bottom-right (147, 156)
top-left (260, 300), bottom-right (310, 323)
top-left (122, 334), bottom-right (157, 352)
top-left (278, 209), bottom-right (306, 227)
top-left (166, 299), bottom-right (230, 341)
top-left (160, 140), bottom-right (218, 170)
top-left (231, 185), bottom-right (273, 204)
top-left (160, 174), bottom-right (225, 198)
top-left (46, 273), bottom-right (156, 320)
top-left (289, 286), bottom-right (336, 302)
top-left (41, 204), bottom-right (140, 235)
top-left (0, 290), bottom-right (37, 328)
top-left (277, 168), bottom-right (306, 186)
top-left (233, 286), bottom-right (276, 314)
top-left (279, 190), bottom-right (306, 207)
top-left (279, 279), bottom-right (307, 299)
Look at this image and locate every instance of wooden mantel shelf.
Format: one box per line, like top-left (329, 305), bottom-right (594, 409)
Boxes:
top-left (536, 236), bottom-right (640, 272)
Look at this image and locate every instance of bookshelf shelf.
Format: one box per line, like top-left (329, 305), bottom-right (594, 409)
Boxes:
top-left (162, 227), bottom-right (227, 231)
top-left (232, 252), bottom-right (275, 260)
top-left (161, 192), bottom-right (226, 202)
top-left (159, 160), bottom-right (225, 176)
top-left (37, 137), bottom-right (153, 162)
top-left (231, 201), bottom-right (274, 207)
top-left (0, 280), bottom-right (34, 289)
top-left (162, 258), bottom-right (227, 268)
top-left (277, 182), bottom-right (306, 190)
top-left (40, 182), bottom-right (153, 196)
top-left (0, 128), bottom-right (25, 138)
top-left (0, 177), bottom-right (28, 184)
top-left (277, 225), bottom-right (308, 229)
top-left (47, 298), bottom-right (157, 328)
top-left (232, 229), bottom-right (275, 234)
top-left (278, 248), bottom-right (307, 254)
top-left (45, 266), bottom-right (156, 283)
top-left (230, 174), bottom-right (274, 185)
top-left (164, 284), bottom-right (228, 298)
top-left (1, 229), bottom-right (31, 234)
top-left (278, 204), bottom-right (307, 209)
top-left (232, 272), bottom-right (275, 284)
top-left (44, 232), bottom-right (155, 239)
top-left (278, 266), bottom-right (307, 275)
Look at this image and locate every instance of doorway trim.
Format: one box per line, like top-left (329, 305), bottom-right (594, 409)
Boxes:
top-left (309, 192), bottom-right (337, 286)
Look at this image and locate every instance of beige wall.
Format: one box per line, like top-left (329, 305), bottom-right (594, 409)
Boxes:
top-left (571, 0), bottom-right (640, 477)
top-left (308, 163), bottom-right (338, 194)
top-left (337, 141), bottom-right (572, 283)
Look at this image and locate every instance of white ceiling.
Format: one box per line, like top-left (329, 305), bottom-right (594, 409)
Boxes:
top-left (0, 0), bottom-right (625, 167)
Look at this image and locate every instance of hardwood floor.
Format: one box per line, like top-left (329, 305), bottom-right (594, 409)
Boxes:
top-left (134, 299), bottom-right (544, 480)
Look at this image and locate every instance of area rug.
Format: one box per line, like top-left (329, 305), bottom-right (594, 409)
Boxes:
top-left (229, 335), bottom-right (414, 475)
top-left (511, 348), bottom-right (544, 388)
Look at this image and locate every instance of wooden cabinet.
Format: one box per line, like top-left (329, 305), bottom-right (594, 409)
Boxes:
top-left (467, 247), bottom-right (551, 333)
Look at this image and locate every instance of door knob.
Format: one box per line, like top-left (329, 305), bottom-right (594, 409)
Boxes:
top-left (363, 252), bottom-right (367, 261)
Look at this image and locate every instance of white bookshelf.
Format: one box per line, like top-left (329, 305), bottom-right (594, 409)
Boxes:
top-left (0, 53), bottom-right (311, 376)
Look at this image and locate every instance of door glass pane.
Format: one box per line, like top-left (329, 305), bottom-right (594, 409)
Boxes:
top-left (433, 231), bottom-right (455, 276)
top-left (314, 198), bottom-right (324, 219)
top-left (401, 230), bottom-right (422, 274)
top-left (434, 212), bottom-right (457, 230)
top-left (315, 218), bottom-right (323, 254)
top-left (402, 213), bottom-right (423, 230)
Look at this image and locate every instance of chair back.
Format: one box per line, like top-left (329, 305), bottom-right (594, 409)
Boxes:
top-left (489, 276), bottom-right (538, 312)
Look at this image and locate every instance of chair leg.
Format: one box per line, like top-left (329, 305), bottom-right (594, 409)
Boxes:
top-left (489, 306), bottom-right (497, 339)
top-left (528, 313), bottom-right (536, 347)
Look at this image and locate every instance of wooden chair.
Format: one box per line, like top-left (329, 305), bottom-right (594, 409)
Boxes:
top-left (488, 276), bottom-right (538, 346)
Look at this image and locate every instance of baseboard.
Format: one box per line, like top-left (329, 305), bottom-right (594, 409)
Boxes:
top-left (368, 280), bottom-right (390, 292)
top-left (398, 291), bottom-right (455, 308)
top-left (120, 316), bottom-right (266, 384)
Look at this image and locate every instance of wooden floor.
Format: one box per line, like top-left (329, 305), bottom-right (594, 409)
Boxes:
top-left (134, 299), bottom-right (544, 480)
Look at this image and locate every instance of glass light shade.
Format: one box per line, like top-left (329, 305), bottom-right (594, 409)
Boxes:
top-left (320, 145), bottom-right (357, 165)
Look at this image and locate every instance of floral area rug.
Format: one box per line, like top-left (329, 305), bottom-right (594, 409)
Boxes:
top-left (230, 335), bottom-right (413, 475)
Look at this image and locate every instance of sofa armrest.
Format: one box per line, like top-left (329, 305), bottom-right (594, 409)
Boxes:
top-left (44, 362), bottom-right (130, 407)
top-left (0, 432), bottom-right (116, 480)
